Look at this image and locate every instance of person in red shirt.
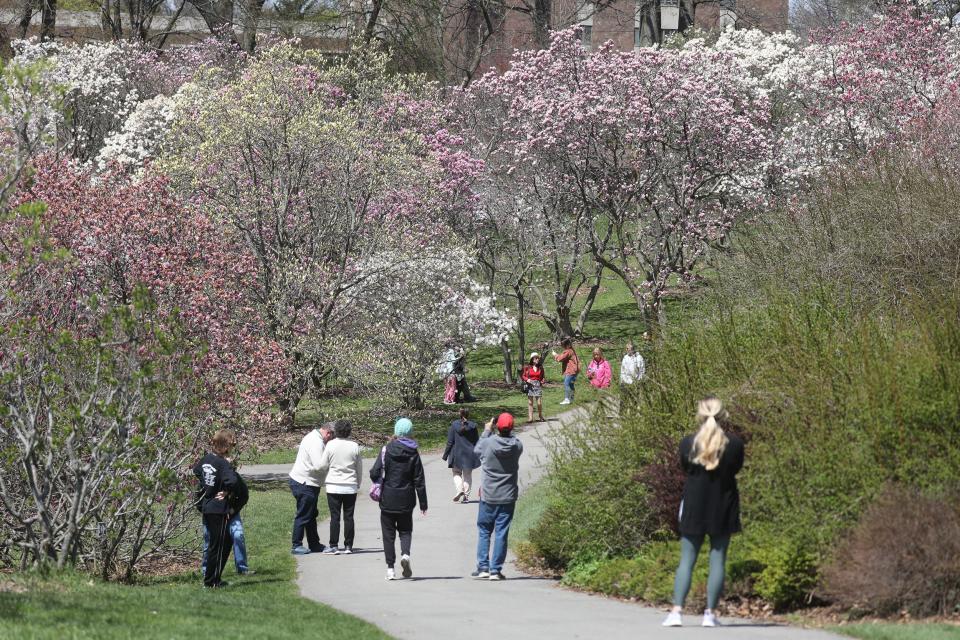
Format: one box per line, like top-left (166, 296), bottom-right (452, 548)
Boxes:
top-left (520, 352), bottom-right (546, 422)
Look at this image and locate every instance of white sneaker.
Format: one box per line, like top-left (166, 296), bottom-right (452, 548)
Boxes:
top-left (702, 612), bottom-right (720, 627)
top-left (385, 567), bottom-right (396, 580)
top-left (400, 554), bottom-right (412, 578)
top-left (662, 611), bottom-right (683, 627)
top-left (559, 398), bottom-right (571, 405)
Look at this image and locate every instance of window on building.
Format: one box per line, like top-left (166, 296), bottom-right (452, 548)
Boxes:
top-left (577, 2), bottom-right (594, 49)
top-left (634, 0), bottom-right (642, 49)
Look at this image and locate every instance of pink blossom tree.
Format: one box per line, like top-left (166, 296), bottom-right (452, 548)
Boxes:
top-left (6, 158), bottom-right (283, 428)
top-left (461, 30), bottom-right (776, 325)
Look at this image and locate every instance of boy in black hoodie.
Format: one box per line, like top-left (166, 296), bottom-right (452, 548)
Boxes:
top-left (193, 429), bottom-right (239, 588)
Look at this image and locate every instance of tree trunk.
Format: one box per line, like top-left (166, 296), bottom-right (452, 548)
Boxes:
top-left (277, 369), bottom-right (310, 431)
top-left (555, 289), bottom-right (575, 339)
top-left (241, 0), bottom-right (265, 52)
top-left (362, 0), bottom-right (383, 44)
top-left (500, 338), bottom-right (514, 384)
top-left (574, 267), bottom-right (603, 336)
top-left (532, 0), bottom-right (551, 48)
top-left (17, 0), bottom-right (34, 39)
top-left (40, 0), bottom-right (56, 40)
top-left (515, 286), bottom-right (526, 370)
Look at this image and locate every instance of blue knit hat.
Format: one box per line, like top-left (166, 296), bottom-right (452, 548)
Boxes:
top-left (394, 417), bottom-right (414, 437)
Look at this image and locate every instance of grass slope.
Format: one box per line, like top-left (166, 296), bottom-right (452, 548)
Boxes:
top-left (252, 276), bottom-right (648, 463)
top-left (0, 490), bottom-right (392, 640)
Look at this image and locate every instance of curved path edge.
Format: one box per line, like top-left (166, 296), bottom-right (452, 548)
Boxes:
top-left (244, 407), bottom-right (843, 640)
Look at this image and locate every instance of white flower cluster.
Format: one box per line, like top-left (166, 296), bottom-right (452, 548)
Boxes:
top-left (14, 39), bottom-right (145, 160)
top-left (96, 94), bottom-right (177, 174)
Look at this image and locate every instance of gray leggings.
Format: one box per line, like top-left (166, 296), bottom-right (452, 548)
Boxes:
top-left (672, 533), bottom-right (731, 610)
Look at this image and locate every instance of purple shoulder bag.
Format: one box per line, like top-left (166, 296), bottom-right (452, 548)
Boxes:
top-left (369, 446), bottom-right (386, 502)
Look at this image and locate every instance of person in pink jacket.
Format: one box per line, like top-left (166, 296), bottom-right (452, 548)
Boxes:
top-left (586, 348), bottom-right (612, 389)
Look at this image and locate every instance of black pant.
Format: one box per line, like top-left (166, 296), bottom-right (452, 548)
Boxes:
top-left (380, 510), bottom-right (413, 567)
top-left (289, 479), bottom-right (321, 550)
top-left (455, 377), bottom-right (475, 403)
top-left (203, 512), bottom-right (232, 587)
top-left (326, 493), bottom-right (357, 548)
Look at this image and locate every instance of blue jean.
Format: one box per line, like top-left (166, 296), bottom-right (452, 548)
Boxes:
top-left (563, 374), bottom-right (577, 401)
top-left (476, 501), bottom-right (516, 574)
top-left (289, 478), bottom-right (321, 549)
top-left (202, 513), bottom-right (248, 574)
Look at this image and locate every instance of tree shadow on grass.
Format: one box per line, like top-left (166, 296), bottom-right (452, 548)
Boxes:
top-left (0, 593), bottom-right (24, 620)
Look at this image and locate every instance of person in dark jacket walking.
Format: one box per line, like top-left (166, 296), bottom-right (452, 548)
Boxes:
top-left (442, 408), bottom-right (481, 503)
top-left (663, 397), bottom-right (744, 628)
top-left (369, 417), bottom-right (428, 580)
top-left (472, 412), bottom-right (523, 581)
top-left (193, 429), bottom-right (240, 588)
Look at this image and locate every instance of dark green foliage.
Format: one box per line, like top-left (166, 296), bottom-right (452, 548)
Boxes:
top-left (522, 153), bottom-right (960, 612)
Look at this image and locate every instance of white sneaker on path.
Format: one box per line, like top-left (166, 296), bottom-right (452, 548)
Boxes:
top-left (400, 554), bottom-right (412, 578)
top-left (702, 612), bottom-right (720, 627)
top-left (662, 611), bottom-right (683, 627)
top-left (385, 567), bottom-right (396, 580)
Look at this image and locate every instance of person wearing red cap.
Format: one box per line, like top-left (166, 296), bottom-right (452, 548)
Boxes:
top-left (471, 412), bottom-right (524, 581)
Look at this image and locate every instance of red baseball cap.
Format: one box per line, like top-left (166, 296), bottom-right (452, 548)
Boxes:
top-left (496, 412), bottom-right (514, 430)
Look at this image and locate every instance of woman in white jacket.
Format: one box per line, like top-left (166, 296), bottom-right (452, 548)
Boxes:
top-left (318, 420), bottom-right (363, 554)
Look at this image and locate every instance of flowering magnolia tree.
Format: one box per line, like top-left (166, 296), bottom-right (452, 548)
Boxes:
top-left (682, 6), bottom-right (960, 183)
top-left (332, 246), bottom-right (516, 408)
top-left (11, 38), bottom-right (247, 165)
top-left (6, 158), bottom-right (284, 427)
top-left (451, 73), bottom-right (606, 343)
top-left (461, 30), bottom-right (776, 324)
top-left (161, 45), bottom-right (482, 422)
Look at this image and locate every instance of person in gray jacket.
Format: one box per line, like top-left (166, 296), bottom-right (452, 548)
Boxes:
top-left (471, 412), bottom-right (523, 581)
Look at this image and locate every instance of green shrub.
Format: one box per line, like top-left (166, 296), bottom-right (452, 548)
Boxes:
top-left (750, 538), bottom-right (819, 610)
top-left (522, 155), bottom-right (960, 611)
top-left (561, 542), bottom-right (685, 604)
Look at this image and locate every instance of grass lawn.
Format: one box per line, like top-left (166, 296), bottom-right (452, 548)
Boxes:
top-left (510, 477), bottom-right (554, 551)
top-left (833, 624), bottom-right (960, 640)
top-left (250, 276), bottom-right (649, 464)
top-left (0, 490), bottom-right (392, 640)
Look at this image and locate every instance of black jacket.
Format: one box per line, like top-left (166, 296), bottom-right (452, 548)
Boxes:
top-left (442, 420), bottom-right (481, 470)
top-left (229, 473), bottom-right (249, 515)
top-left (370, 438), bottom-right (427, 514)
top-left (193, 453), bottom-right (239, 515)
top-left (678, 433), bottom-right (744, 537)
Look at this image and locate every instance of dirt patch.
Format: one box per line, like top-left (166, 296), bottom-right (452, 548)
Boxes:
top-left (132, 549), bottom-right (198, 581)
top-left (0, 580), bottom-right (28, 594)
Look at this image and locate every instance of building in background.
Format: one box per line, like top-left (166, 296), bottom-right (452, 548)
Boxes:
top-left (445, 0), bottom-right (788, 80)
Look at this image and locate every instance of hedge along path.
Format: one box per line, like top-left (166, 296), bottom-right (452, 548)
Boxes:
top-left (245, 407), bottom-right (842, 640)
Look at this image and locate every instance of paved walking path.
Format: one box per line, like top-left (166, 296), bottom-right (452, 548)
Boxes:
top-left (244, 409), bottom-right (842, 640)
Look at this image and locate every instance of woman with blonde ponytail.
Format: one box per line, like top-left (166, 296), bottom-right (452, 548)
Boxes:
top-left (662, 397), bottom-right (744, 629)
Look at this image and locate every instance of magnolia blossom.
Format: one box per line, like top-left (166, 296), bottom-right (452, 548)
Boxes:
top-left (97, 94), bottom-right (177, 173)
top-left (333, 247), bottom-right (516, 408)
top-left (462, 30), bottom-right (775, 321)
top-left (12, 38), bottom-right (246, 165)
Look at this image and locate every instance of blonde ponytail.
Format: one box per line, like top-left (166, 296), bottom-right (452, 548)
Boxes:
top-left (690, 397), bottom-right (729, 471)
